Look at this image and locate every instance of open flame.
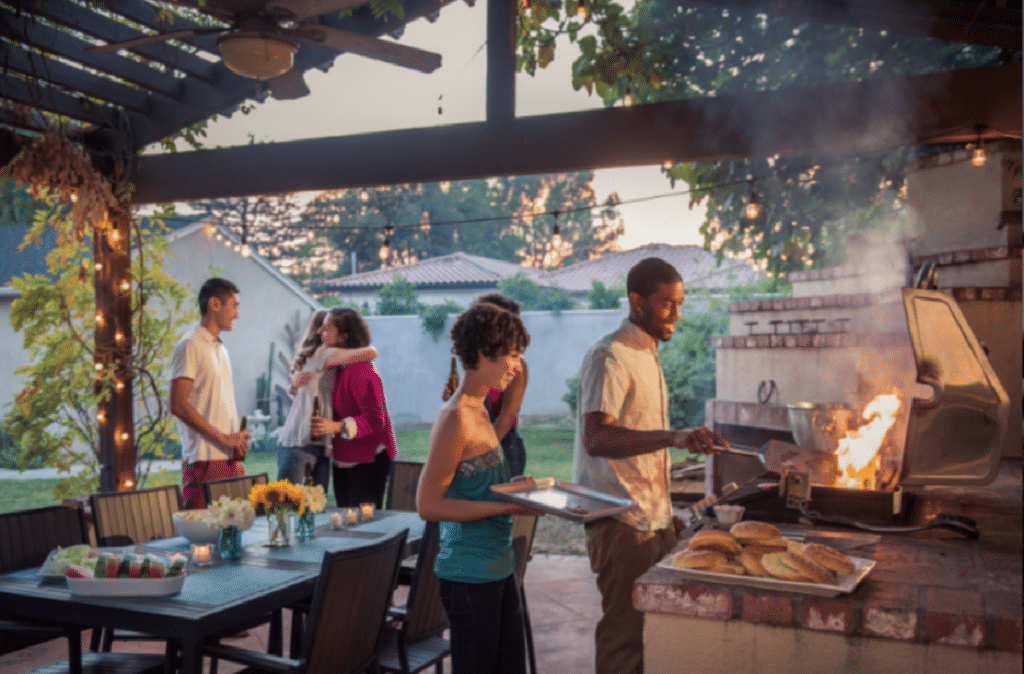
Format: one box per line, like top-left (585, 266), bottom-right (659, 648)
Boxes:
top-left (834, 391), bottom-right (902, 490)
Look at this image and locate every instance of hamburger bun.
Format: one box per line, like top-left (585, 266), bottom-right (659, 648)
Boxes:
top-left (708, 560), bottom-right (745, 575)
top-left (802, 542), bottom-right (856, 576)
top-left (739, 550), bottom-right (769, 577)
top-left (687, 529), bottom-right (742, 556)
top-left (785, 539), bottom-right (806, 554)
top-left (671, 550), bottom-right (726, 570)
top-left (760, 552), bottom-right (811, 582)
top-left (729, 521), bottom-right (781, 544)
top-left (781, 551), bottom-right (836, 585)
top-left (741, 539), bottom-right (789, 555)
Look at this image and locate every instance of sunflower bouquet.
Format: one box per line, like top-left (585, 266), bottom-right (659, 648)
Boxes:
top-left (249, 480), bottom-right (307, 547)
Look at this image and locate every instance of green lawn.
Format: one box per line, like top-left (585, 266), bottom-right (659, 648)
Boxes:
top-left (0, 420), bottom-right (695, 555)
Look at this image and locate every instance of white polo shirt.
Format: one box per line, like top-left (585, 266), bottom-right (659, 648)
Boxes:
top-left (572, 318), bottom-right (673, 532)
top-left (170, 324), bottom-right (239, 464)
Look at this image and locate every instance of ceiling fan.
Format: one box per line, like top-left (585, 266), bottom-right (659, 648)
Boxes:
top-left (85, 0), bottom-right (442, 99)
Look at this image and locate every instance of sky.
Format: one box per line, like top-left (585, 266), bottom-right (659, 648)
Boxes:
top-left (192, 1), bottom-right (707, 250)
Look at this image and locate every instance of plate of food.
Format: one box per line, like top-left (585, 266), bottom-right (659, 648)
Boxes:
top-left (491, 477), bottom-right (635, 523)
top-left (42, 548), bottom-right (188, 597)
top-left (657, 521), bottom-right (874, 598)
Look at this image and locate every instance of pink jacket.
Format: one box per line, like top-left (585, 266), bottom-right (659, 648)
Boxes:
top-left (331, 361), bottom-right (398, 464)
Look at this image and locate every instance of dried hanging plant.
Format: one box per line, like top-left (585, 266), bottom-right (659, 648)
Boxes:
top-left (1, 107), bottom-right (121, 246)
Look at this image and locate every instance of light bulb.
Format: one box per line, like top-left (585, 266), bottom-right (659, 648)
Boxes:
top-left (360, 189), bottom-right (370, 203)
top-left (109, 229), bottom-right (121, 243)
top-left (119, 280), bottom-right (130, 291)
top-left (97, 411), bottom-right (106, 423)
top-left (115, 331), bottom-right (124, 342)
top-left (662, 160), bottom-right (673, 171)
top-left (379, 239), bottom-right (391, 260)
top-left (120, 432), bottom-right (129, 441)
top-left (624, 90), bottom-right (633, 107)
top-left (96, 312), bottom-right (104, 324)
top-left (94, 362), bottom-right (103, 371)
top-left (577, 0), bottom-right (587, 17)
top-left (94, 262), bottom-right (103, 271)
top-left (307, 230), bottom-right (315, 241)
top-left (115, 380), bottom-right (124, 391)
top-left (205, 224), bottom-right (215, 237)
top-left (241, 243), bottom-right (252, 257)
top-left (124, 479), bottom-right (134, 488)
top-left (745, 194), bottom-right (760, 220)
top-left (971, 146), bottom-right (986, 167)
top-left (552, 223), bottom-right (562, 248)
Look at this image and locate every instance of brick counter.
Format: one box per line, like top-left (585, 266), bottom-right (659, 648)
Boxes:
top-left (636, 530), bottom-right (1022, 674)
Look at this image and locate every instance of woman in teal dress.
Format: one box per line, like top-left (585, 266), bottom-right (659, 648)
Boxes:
top-left (417, 302), bottom-right (540, 674)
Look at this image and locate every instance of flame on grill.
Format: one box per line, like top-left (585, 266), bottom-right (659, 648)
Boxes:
top-left (834, 391), bottom-right (902, 490)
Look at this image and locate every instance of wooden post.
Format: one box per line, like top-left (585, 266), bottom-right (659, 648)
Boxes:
top-left (94, 206), bottom-right (135, 492)
top-left (486, 0), bottom-right (516, 125)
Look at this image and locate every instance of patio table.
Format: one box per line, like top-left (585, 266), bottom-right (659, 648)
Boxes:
top-left (0, 509), bottom-right (423, 674)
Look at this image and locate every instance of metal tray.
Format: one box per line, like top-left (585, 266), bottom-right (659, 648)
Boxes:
top-left (655, 554), bottom-right (874, 598)
top-left (490, 478), bottom-right (635, 523)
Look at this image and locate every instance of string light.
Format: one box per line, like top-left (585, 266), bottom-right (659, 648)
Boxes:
top-left (120, 432), bottom-right (129, 442)
top-left (94, 362), bottom-right (103, 371)
top-left (360, 189), bottom-right (370, 203)
top-left (94, 262), bottom-right (103, 271)
top-left (306, 229), bottom-right (315, 241)
top-left (119, 279), bottom-right (130, 292)
top-left (205, 223), bottom-right (215, 237)
top-left (623, 88), bottom-right (633, 106)
top-left (971, 123), bottom-right (987, 167)
top-left (95, 311), bottom-right (104, 325)
top-left (124, 479), bottom-right (134, 488)
top-left (379, 225), bottom-right (394, 260)
top-left (745, 180), bottom-right (760, 219)
top-left (662, 160), bottom-right (673, 172)
top-left (114, 331), bottom-right (124, 342)
top-left (97, 410), bottom-right (106, 423)
top-left (240, 228), bottom-right (251, 257)
top-left (109, 229), bottom-right (121, 244)
top-left (551, 211), bottom-right (562, 247)
top-left (577, 0), bottom-right (587, 17)
top-left (115, 380), bottom-right (124, 392)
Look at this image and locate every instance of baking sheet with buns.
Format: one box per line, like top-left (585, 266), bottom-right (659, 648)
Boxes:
top-left (658, 522), bottom-right (875, 597)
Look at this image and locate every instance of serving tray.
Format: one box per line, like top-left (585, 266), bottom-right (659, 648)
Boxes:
top-left (66, 575), bottom-right (186, 597)
top-left (655, 555), bottom-right (874, 598)
top-left (490, 478), bottom-right (635, 523)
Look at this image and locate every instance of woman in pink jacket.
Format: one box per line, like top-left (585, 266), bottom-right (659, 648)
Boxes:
top-left (310, 308), bottom-right (397, 508)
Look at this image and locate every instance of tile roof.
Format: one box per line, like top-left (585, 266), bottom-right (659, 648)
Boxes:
top-left (545, 243), bottom-right (763, 293)
top-left (325, 252), bottom-right (541, 289)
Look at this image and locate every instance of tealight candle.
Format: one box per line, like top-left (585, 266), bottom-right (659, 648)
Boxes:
top-left (330, 511), bottom-right (343, 529)
top-left (346, 507), bottom-right (358, 525)
top-left (360, 502), bottom-right (375, 521)
top-left (191, 544), bottom-right (212, 565)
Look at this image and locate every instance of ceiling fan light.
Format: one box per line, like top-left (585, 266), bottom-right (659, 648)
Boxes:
top-left (218, 32), bottom-right (298, 80)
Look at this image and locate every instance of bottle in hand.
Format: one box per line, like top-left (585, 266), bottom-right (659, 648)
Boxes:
top-left (443, 356), bottom-right (459, 401)
top-left (233, 415), bottom-right (247, 462)
top-left (311, 395), bottom-right (323, 441)
top-left (303, 461), bottom-right (314, 487)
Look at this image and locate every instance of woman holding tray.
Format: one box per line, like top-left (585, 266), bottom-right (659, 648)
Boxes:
top-left (417, 302), bottom-right (542, 674)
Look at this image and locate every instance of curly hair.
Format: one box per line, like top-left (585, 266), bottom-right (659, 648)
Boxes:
top-left (450, 303), bottom-right (530, 371)
top-left (476, 292), bottom-right (520, 315)
top-left (327, 307), bottom-right (372, 348)
top-left (291, 310), bottom-right (328, 374)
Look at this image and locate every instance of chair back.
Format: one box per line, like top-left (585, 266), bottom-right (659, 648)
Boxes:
top-left (0, 505), bottom-right (90, 573)
top-left (511, 514), bottom-right (539, 583)
top-left (403, 521), bottom-right (448, 643)
top-left (90, 485), bottom-right (182, 547)
top-left (385, 459), bottom-right (424, 511)
top-left (202, 472), bottom-right (268, 505)
top-left (302, 528), bottom-right (408, 674)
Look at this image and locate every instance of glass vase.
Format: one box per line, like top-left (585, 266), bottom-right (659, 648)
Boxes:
top-left (296, 509), bottom-right (316, 541)
top-left (267, 511), bottom-right (294, 547)
top-left (217, 525), bottom-right (242, 561)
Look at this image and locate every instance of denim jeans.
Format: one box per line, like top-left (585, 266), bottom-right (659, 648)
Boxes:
top-left (438, 574), bottom-right (527, 674)
top-left (277, 444), bottom-right (330, 492)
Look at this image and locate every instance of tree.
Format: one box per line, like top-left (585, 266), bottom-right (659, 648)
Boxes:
top-left (295, 172), bottom-right (623, 284)
top-left (587, 279), bottom-right (624, 309)
top-left (517, 1), bottom-right (1000, 275)
top-left (375, 274), bottom-right (422, 315)
top-left (4, 199), bottom-right (195, 499)
top-left (498, 272), bottom-right (578, 313)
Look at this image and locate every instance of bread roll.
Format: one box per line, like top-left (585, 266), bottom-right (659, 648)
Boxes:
top-left (739, 550), bottom-right (769, 577)
top-left (785, 539), bottom-right (806, 554)
top-left (781, 551), bottom-right (836, 584)
top-left (742, 539), bottom-right (789, 555)
top-left (760, 552), bottom-right (810, 582)
top-left (729, 521), bottom-right (781, 544)
top-left (708, 560), bottom-right (745, 575)
top-left (802, 542), bottom-right (856, 576)
top-left (671, 550), bottom-right (725, 570)
top-left (687, 529), bottom-right (742, 556)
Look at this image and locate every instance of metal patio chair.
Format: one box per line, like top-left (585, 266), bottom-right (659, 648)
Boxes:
top-left (202, 527), bottom-right (409, 674)
top-left (512, 513), bottom-right (539, 674)
top-left (378, 521), bottom-right (450, 674)
top-left (385, 459), bottom-right (425, 512)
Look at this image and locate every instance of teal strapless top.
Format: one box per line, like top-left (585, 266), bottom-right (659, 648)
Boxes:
top-left (434, 446), bottom-right (514, 583)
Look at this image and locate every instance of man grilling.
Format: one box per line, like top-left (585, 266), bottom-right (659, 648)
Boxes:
top-left (572, 257), bottom-right (728, 674)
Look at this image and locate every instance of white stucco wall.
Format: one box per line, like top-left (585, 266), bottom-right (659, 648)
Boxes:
top-left (0, 292), bottom-right (31, 422)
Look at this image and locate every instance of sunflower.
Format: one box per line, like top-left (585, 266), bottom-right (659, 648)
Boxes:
top-left (249, 480), bottom-right (307, 516)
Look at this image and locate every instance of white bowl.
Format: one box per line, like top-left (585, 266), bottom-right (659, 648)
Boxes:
top-left (713, 504), bottom-right (745, 526)
top-left (171, 510), bottom-right (219, 544)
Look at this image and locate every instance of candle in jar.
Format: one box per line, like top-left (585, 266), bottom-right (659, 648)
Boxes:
top-left (360, 502), bottom-right (375, 520)
top-left (346, 508), bottom-right (358, 524)
top-left (330, 511), bottom-right (343, 529)
top-left (191, 544), bottom-right (211, 564)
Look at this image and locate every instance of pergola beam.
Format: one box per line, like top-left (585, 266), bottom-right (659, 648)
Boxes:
top-left (131, 63), bottom-right (1021, 204)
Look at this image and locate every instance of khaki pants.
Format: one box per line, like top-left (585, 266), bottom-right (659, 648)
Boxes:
top-left (585, 518), bottom-right (675, 674)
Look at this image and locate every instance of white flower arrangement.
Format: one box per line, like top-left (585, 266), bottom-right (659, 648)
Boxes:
top-left (302, 485), bottom-right (327, 514)
top-left (206, 496), bottom-right (256, 531)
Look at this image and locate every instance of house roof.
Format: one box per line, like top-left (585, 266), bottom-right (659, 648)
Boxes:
top-left (545, 244), bottom-right (763, 293)
top-left (324, 251), bottom-right (539, 291)
top-left (170, 221), bottom-right (321, 310)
